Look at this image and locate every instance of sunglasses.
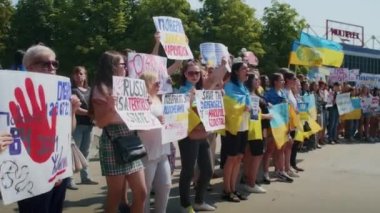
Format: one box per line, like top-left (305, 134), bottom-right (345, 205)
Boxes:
top-left (187, 71), bottom-right (200, 77)
top-left (34, 60), bottom-right (59, 69)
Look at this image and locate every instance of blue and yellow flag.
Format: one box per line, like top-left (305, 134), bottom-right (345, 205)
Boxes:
top-left (341, 98), bottom-right (362, 120)
top-left (303, 94), bottom-right (317, 121)
top-left (269, 103), bottom-right (289, 149)
top-left (248, 113), bottom-right (263, 141)
top-left (289, 41), bottom-right (323, 67)
top-left (223, 81), bottom-right (251, 135)
top-left (299, 32), bottom-right (344, 67)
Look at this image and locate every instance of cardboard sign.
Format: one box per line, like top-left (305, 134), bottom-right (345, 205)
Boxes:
top-left (162, 94), bottom-right (189, 144)
top-left (336, 93), bottom-right (354, 115)
top-left (127, 53), bottom-right (172, 94)
top-left (0, 70), bottom-right (72, 205)
top-left (113, 76), bottom-right (162, 130)
top-left (357, 73), bottom-right (380, 88)
top-left (153, 16), bottom-right (193, 60)
top-left (195, 90), bottom-right (225, 131)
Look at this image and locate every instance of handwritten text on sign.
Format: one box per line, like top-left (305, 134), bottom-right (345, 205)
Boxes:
top-left (0, 70), bottom-right (72, 205)
top-left (127, 53), bottom-right (172, 94)
top-left (162, 94), bottom-right (189, 144)
top-left (153, 16), bottom-right (193, 60)
top-left (195, 90), bottom-right (225, 131)
top-left (113, 76), bottom-right (161, 130)
top-left (336, 92), bottom-right (354, 115)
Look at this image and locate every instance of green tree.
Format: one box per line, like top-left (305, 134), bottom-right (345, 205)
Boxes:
top-left (199, 0), bottom-right (264, 57)
top-left (0, 0), bottom-right (14, 62)
top-left (261, 0), bottom-right (307, 73)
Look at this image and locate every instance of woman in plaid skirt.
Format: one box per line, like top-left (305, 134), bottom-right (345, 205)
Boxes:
top-left (89, 51), bottom-right (146, 213)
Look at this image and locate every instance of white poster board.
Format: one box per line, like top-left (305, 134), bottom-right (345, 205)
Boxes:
top-left (113, 76), bottom-right (162, 130)
top-left (200, 42), bottom-right (229, 67)
top-left (336, 92), bottom-right (354, 115)
top-left (195, 90), bottom-right (225, 131)
top-left (127, 53), bottom-right (172, 94)
top-left (162, 94), bottom-right (189, 144)
top-left (0, 70), bottom-right (72, 205)
top-left (153, 16), bottom-right (193, 60)
top-left (250, 96), bottom-right (260, 120)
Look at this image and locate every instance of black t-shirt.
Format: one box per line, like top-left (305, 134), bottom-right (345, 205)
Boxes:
top-left (259, 96), bottom-right (270, 129)
top-left (72, 87), bottom-right (93, 126)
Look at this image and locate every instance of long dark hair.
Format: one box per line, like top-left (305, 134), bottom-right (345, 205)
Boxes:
top-left (245, 73), bottom-right (262, 96)
top-left (270, 72), bottom-right (283, 88)
top-left (88, 51), bottom-right (123, 117)
top-left (180, 60), bottom-right (203, 90)
top-left (71, 66), bottom-right (88, 88)
top-left (260, 75), bottom-right (269, 91)
top-left (230, 62), bottom-right (245, 86)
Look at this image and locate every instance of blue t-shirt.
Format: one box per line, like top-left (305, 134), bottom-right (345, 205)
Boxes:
top-left (264, 88), bottom-right (287, 105)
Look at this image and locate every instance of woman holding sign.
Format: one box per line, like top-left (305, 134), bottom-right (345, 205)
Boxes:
top-left (89, 51), bottom-right (146, 213)
top-left (138, 72), bottom-right (171, 213)
top-left (177, 60), bottom-right (227, 212)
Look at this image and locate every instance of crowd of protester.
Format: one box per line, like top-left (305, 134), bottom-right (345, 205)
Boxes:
top-left (1, 33), bottom-right (380, 213)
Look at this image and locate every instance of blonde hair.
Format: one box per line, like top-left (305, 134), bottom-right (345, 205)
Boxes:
top-left (23, 45), bottom-right (56, 68)
top-left (140, 71), bottom-right (158, 89)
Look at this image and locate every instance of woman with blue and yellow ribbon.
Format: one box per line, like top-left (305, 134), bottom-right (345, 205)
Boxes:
top-left (222, 62), bottom-right (251, 202)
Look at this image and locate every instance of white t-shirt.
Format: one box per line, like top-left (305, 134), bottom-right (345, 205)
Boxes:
top-left (138, 100), bottom-right (170, 161)
top-left (285, 88), bottom-right (298, 111)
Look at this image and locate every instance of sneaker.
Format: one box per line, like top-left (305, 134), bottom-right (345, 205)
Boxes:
top-left (243, 184), bottom-right (266, 193)
top-left (181, 206), bottom-right (196, 213)
top-left (234, 191), bottom-right (248, 200)
top-left (67, 181), bottom-right (78, 190)
top-left (262, 173), bottom-right (271, 185)
top-left (276, 171), bottom-right (294, 183)
top-left (292, 166), bottom-right (304, 172)
top-left (221, 191), bottom-right (240, 202)
top-left (193, 202), bottom-right (216, 211)
top-left (81, 178), bottom-right (99, 185)
top-left (286, 170), bottom-right (300, 178)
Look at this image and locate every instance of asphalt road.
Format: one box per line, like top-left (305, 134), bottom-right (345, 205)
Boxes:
top-left (1, 141), bottom-right (380, 213)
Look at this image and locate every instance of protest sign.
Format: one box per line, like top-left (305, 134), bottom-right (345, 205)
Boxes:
top-left (195, 90), bottom-right (225, 131)
top-left (361, 96), bottom-right (372, 113)
top-left (0, 70), bottom-right (72, 205)
top-left (113, 76), bottom-right (162, 130)
top-left (153, 16), bottom-right (193, 60)
top-left (336, 93), bottom-right (354, 115)
top-left (242, 51), bottom-right (259, 66)
top-left (341, 98), bottom-right (362, 120)
top-left (128, 53), bottom-right (172, 94)
top-left (250, 95), bottom-right (260, 120)
top-left (357, 73), bottom-right (380, 88)
top-left (303, 93), bottom-right (317, 120)
top-left (162, 94), bottom-right (189, 144)
top-left (328, 68), bottom-right (358, 84)
top-left (200, 42), bottom-right (229, 67)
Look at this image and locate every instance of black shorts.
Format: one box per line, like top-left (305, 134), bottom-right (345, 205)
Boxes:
top-left (222, 131), bottom-right (248, 156)
top-left (248, 140), bottom-right (265, 156)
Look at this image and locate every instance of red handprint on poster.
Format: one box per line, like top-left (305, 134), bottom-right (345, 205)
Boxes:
top-left (8, 78), bottom-right (57, 164)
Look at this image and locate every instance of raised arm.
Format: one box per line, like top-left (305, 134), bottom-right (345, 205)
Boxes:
top-left (203, 57), bottom-right (229, 90)
top-left (151, 32), bottom-right (160, 56)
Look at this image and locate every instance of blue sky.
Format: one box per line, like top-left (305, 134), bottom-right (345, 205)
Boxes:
top-left (189, 0), bottom-right (380, 48)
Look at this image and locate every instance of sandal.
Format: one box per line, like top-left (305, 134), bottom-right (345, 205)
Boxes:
top-left (234, 191), bottom-right (248, 201)
top-left (221, 191), bottom-right (240, 202)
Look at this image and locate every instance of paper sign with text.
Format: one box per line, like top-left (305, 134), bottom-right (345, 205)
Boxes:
top-left (0, 70), bottom-right (72, 205)
top-left (250, 95), bottom-right (260, 120)
top-left (162, 94), bottom-right (189, 144)
top-left (113, 76), bottom-right (162, 130)
top-left (153, 16), bottom-right (193, 60)
top-left (195, 90), bottom-right (225, 131)
top-left (336, 93), bottom-right (354, 115)
top-left (200, 42), bottom-right (229, 67)
top-left (128, 53), bottom-right (172, 94)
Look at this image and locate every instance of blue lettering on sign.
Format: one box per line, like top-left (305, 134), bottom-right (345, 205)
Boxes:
top-left (57, 81), bottom-right (71, 101)
top-left (200, 100), bottom-right (222, 110)
top-left (157, 18), bottom-right (184, 33)
top-left (9, 127), bottom-right (22, 155)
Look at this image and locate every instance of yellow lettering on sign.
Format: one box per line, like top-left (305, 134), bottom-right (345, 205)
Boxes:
top-left (164, 33), bottom-right (187, 45)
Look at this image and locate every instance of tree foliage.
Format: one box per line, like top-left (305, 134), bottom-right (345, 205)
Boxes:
top-left (0, 0), bottom-right (14, 61)
top-left (261, 0), bottom-right (307, 73)
top-left (0, 0), bottom-right (307, 78)
top-left (200, 0), bottom-right (264, 56)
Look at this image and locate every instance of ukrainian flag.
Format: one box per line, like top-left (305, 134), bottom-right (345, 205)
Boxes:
top-left (299, 32), bottom-right (344, 67)
top-left (248, 113), bottom-right (263, 141)
top-left (223, 82), bottom-right (251, 135)
top-left (303, 94), bottom-right (317, 121)
top-left (341, 98), bottom-right (362, 120)
top-left (289, 41), bottom-right (323, 67)
top-left (269, 103), bottom-right (289, 149)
